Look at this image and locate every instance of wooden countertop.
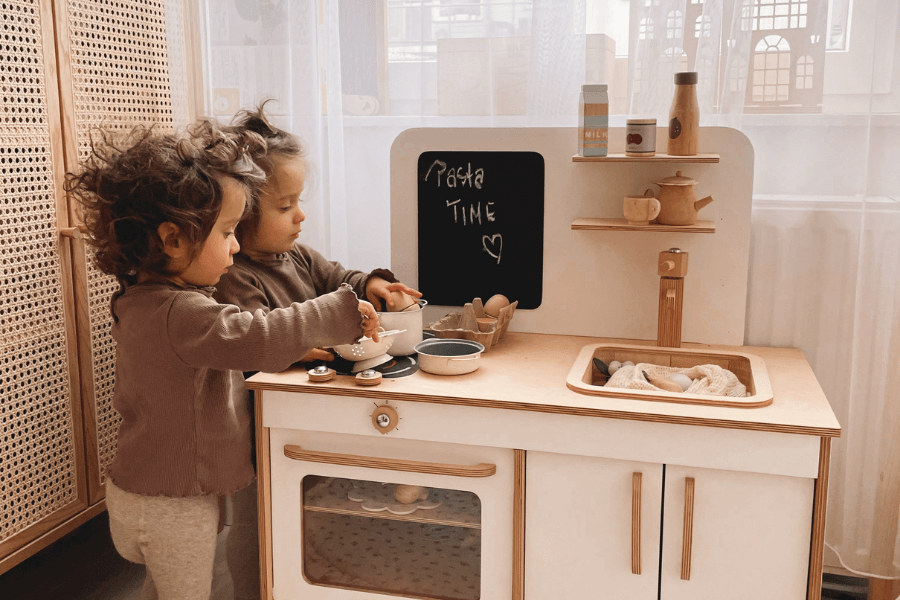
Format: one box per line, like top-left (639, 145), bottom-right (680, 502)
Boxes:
top-left (246, 332), bottom-right (841, 438)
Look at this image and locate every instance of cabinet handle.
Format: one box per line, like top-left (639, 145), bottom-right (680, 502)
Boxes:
top-left (632, 472), bottom-right (642, 575)
top-left (59, 225), bottom-right (86, 239)
top-left (681, 477), bottom-right (695, 580)
top-left (283, 445), bottom-right (496, 478)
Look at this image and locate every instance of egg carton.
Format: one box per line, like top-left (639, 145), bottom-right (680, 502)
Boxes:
top-left (427, 297), bottom-right (517, 351)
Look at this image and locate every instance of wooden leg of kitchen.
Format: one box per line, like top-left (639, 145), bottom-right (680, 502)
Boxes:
top-left (868, 577), bottom-right (900, 600)
top-left (256, 392), bottom-right (274, 600)
top-left (807, 437), bottom-right (831, 600)
top-left (513, 450), bottom-right (526, 600)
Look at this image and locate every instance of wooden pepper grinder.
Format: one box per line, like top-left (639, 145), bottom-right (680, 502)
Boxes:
top-left (657, 248), bottom-right (688, 348)
top-left (667, 72), bottom-right (699, 156)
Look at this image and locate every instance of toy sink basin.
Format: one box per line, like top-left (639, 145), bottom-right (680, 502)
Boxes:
top-left (566, 343), bottom-right (774, 408)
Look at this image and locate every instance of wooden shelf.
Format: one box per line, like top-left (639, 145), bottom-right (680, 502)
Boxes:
top-left (571, 218), bottom-right (716, 233)
top-left (572, 153), bottom-right (720, 163)
top-left (304, 478), bottom-right (481, 529)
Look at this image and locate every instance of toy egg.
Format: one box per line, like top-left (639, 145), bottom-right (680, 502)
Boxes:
top-left (386, 290), bottom-right (416, 312)
top-left (393, 484), bottom-right (429, 504)
top-left (483, 294), bottom-right (510, 317)
top-left (669, 373), bottom-right (693, 392)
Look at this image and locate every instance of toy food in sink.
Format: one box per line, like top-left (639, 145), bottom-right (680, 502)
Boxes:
top-left (568, 343), bottom-right (773, 408)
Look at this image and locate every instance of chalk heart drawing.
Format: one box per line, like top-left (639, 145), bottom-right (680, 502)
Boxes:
top-left (483, 234), bottom-right (502, 264)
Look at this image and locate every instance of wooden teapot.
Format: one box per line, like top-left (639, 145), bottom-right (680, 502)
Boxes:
top-left (653, 171), bottom-right (713, 226)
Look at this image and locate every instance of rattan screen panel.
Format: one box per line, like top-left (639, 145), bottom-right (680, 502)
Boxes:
top-left (64, 0), bottom-right (177, 484)
top-left (0, 0), bottom-right (79, 539)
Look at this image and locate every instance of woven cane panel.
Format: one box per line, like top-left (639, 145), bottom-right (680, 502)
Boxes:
top-left (0, 0), bottom-right (79, 539)
top-left (65, 0), bottom-right (177, 483)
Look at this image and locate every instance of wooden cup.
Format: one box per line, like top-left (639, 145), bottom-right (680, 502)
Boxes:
top-left (624, 191), bottom-right (661, 226)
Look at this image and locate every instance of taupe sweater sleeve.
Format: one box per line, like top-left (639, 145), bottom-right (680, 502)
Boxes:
top-left (168, 283), bottom-right (363, 373)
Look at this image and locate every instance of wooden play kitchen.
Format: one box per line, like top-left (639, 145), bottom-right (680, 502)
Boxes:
top-left (247, 128), bottom-right (839, 600)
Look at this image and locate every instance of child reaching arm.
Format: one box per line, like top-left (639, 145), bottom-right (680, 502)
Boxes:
top-left (66, 121), bottom-right (377, 600)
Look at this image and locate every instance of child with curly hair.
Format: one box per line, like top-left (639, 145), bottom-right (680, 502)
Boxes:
top-left (66, 120), bottom-right (379, 600)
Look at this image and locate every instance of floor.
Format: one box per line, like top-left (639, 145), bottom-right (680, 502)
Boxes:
top-left (0, 512), bottom-right (234, 600)
top-left (0, 511), bottom-right (871, 600)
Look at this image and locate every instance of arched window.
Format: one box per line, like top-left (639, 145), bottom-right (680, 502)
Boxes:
top-left (697, 58), bottom-right (714, 89)
top-left (639, 17), bottom-right (654, 40)
top-left (695, 15), bottom-right (712, 38)
top-left (753, 0), bottom-right (808, 31)
top-left (660, 47), bottom-right (689, 85)
top-left (752, 35), bottom-right (791, 102)
top-left (796, 55), bottom-right (814, 89)
top-left (667, 10), bottom-right (684, 39)
top-left (634, 59), bottom-right (649, 95)
top-left (728, 58), bottom-right (748, 92)
top-left (741, 0), bottom-right (752, 32)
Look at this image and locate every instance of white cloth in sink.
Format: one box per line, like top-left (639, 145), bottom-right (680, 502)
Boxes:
top-left (605, 363), bottom-right (748, 397)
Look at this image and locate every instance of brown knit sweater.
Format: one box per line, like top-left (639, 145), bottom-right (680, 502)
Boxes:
top-left (213, 243), bottom-right (396, 311)
top-left (108, 280), bottom-right (363, 497)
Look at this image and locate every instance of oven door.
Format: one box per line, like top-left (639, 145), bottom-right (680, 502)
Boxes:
top-left (269, 428), bottom-right (515, 600)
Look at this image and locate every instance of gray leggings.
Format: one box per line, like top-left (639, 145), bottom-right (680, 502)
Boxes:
top-left (107, 480), bottom-right (219, 600)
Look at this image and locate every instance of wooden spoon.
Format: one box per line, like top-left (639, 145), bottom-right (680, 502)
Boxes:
top-left (642, 370), bottom-right (683, 393)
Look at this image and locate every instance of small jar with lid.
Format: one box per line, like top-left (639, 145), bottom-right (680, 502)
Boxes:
top-left (578, 84), bottom-right (608, 157)
top-left (625, 118), bottom-right (657, 157)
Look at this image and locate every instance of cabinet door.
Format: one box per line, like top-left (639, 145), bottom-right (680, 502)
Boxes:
top-left (0, 0), bottom-right (87, 569)
top-left (661, 465), bottom-right (814, 600)
top-left (525, 451), bottom-right (663, 600)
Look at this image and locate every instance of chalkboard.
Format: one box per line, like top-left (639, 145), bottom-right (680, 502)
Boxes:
top-left (417, 151), bottom-right (544, 309)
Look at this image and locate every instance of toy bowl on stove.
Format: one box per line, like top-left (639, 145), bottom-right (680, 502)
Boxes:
top-left (332, 328), bottom-right (403, 372)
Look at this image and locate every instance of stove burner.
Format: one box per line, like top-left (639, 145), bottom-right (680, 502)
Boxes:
top-left (314, 354), bottom-right (419, 378)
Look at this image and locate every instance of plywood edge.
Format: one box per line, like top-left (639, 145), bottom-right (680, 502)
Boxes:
top-left (248, 380), bottom-right (840, 437)
top-left (571, 153), bottom-right (720, 163)
top-left (255, 393), bottom-right (275, 600)
top-left (807, 437), bottom-right (831, 600)
top-left (571, 218), bottom-right (716, 233)
top-left (513, 449), bottom-right (525, 600)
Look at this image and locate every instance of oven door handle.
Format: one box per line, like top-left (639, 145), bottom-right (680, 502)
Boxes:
top-left (283, 445), bottom-right (496, 478)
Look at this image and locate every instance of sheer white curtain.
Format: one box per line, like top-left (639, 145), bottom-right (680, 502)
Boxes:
top-left (195, 0), bottom-right (900, 582)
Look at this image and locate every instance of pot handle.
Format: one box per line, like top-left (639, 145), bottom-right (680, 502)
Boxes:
top-left (284, 445), bottom-right (496, 477)
top-left (450, 356), bottom-right (480, 362)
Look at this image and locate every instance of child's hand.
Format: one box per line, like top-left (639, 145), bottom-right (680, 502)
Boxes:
top-left (300, 348), bottom-right (335, 363)
top-left (366, 276), bottom-right (422, 311)
top-left (359, 300), bottom-right (380, 341)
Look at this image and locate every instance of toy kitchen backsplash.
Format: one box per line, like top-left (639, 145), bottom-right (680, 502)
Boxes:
top-left (391, 126), bottom-right (754, 347)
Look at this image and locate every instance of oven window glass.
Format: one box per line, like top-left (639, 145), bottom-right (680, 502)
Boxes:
top-left (302, 476), bottom-right (482, 600)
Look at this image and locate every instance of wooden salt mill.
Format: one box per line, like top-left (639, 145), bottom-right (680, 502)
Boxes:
top-left (657, 248), bottom-right (688, 348)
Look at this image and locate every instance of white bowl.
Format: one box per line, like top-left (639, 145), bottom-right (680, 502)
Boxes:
top-left (333, 329), bottom-right (402, 372)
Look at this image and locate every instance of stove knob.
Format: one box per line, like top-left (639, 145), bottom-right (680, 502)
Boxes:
top-left (370, 405), bottom-right (399, 434)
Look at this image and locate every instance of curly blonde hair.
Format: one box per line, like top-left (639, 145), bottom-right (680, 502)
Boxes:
top-left (65, 120), bottom-right (266, 307)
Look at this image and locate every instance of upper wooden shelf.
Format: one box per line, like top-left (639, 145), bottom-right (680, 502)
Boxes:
top-left (572, 153), bottom-right (720, 163)
top-left (571, 218), bottom-right (716, 233)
